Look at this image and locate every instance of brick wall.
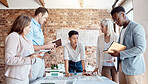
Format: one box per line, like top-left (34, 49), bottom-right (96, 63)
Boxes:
top-left (0, 9), bottom-right (111, 82)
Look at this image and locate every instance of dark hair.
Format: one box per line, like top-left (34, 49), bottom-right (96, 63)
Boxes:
top-left (9, 15), bottom-right (31, 34)
top-left (111, 6), bottom-right (125, 16)
top-left (68, 30), bottom-right (79, 38)
top-left (35, 7), bottom-right (49, 16)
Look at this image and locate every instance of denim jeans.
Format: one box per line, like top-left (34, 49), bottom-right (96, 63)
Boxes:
top-left (68, 60), bottom-right (83, 73)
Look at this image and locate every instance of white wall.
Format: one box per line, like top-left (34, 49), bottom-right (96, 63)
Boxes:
top-left (133, 0), bottom-right (148, 83)
top-left (0, 0), bottom-right (114, 9)
top-left (56, 29), bottom-right (99, 46)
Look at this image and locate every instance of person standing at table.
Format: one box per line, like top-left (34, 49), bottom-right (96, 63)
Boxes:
top-left (109, 6), bottom-right (146, 84)
top-left (63, 30), bottom-right (90, 77)
top-left (92, 19), bottom-right (118, 83)
top-left (5, 15), bottom-right (43, 84)
top-left (25, 7), bottom-right (55, 83)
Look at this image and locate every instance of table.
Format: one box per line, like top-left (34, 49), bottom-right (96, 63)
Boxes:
top-left (31, 73), bottom-right (116, 84)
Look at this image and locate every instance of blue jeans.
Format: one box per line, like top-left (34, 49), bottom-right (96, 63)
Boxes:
top-left (68, 60), bottom-right (83, 73)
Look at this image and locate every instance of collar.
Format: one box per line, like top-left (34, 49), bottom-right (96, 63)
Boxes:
top-left (31, 18), bottom-right (41, 28)
top-left (122, 20), bottom-right (131, 30)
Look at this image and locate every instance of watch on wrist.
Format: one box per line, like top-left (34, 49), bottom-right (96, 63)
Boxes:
top-left (83, 69), bottom-right (86, 72)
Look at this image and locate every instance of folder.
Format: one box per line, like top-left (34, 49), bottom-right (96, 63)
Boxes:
top-left (27, 49), bottom-right (51, 56)
top-left (103, 42), bottom-right (126, 54)
top-left (27, 49), bottom-right (51, 59)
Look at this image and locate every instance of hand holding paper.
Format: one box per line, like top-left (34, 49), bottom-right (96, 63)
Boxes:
top-left (104, 42), bottom-right (126, 53)
top-left (108, 49), bottom-right (120, 57)
top-left (103, 42), bottom-right (126, 57)
top-left (28, 49), bottom-right (50, 59)
top-left (45, 41), bottom-right (56, 49)
top-left (30, 52), bottom-right (45, 59)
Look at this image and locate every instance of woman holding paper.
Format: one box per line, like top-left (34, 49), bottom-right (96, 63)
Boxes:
top-left (5, 15), bottom-right (44, 84)
top-left (92, 19), bottom-right (118, 83)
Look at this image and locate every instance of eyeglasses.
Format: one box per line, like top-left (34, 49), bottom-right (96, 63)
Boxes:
top-left (113, 13), bottom-right (122, 23)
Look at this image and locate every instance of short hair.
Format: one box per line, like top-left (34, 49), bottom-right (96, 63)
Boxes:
top-left (35, 7), bottom-right (49, 16)
top-left (9, 15), bottom-right (31, 34)
top-left (111, 6), bottom-right (125, 16)
top-left (100, 19), bottom-right (115, 36)
top-left (68, 30), bottom-right (79, 38)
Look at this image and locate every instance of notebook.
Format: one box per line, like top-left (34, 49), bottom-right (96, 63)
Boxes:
top-left (103, 41), bottom-right (126, 54)
top-left (52, 39), bottom-right (62, 48)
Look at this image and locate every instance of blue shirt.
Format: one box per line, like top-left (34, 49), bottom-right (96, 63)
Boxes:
top-left (25, 18), bottom-right (44, 46)
top-left (25, 18), bottom-right (45, 83)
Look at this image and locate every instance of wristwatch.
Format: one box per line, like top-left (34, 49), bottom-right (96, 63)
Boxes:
top-left (83, 69), bottom-right (86, 72)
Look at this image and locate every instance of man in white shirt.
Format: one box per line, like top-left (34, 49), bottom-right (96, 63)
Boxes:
top-left (64, 30), bottom-right (90, 77)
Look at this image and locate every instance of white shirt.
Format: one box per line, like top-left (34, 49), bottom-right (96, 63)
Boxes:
top-left (120, 27), bottom-right (127, 44)
top-left (103, 42), bottom-right (114, 66)
top-left (63, 42), bottom-right (85, 62)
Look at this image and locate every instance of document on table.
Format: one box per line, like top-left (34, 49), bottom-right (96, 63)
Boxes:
top-left (32, 76), bottom-right (116, 84)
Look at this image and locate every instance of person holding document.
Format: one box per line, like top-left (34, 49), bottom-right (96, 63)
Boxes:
top-left (109, 6), bottom-right (146, 84)
top-left (5, 15), bottom-right (43, 84)
top-left (92, 19), bottom-right (118, 83)
top-left (25, 7), bottom-right (56, 83)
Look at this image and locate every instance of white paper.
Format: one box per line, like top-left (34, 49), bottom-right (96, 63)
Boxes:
top-left (28, 49), bottom-right (51, 56)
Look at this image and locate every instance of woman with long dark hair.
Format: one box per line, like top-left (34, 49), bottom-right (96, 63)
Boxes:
top-left (5, 15), bottom-right (43, 84)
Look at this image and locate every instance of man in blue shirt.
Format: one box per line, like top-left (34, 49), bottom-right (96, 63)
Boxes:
top-left (25, 7), bottom-right (55, 83)
top-left (109, 6), bottom-right (146, 84)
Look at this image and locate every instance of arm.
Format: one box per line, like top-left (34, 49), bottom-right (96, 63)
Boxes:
top-left (120, 24), bottom-right (146, 60)
top-left (64, 59), bottom-right (69, 74)
top-left (80, 43), bottom-right (86, 71)
top-left (81, 60), bottom-right (92, 76)
top-left (95, 35), bottom-right (104, 71)
top-left (64, 59), bottom-right (73, 77)
top-left (5, 34), bottom-right (31, 65)
top-left (80, 43), bottom-right (85, 62)
top-left (81, 60), bottom-right (85, 72)
top-left (63, 46), bottom-right (69, 74)
top-left (80, 43), bottom-right (91, 76)
top-left (33, 45), bottom-right (50, 52)
top-left (33, 41), bottom-right (56, 52)
top-left (63, 46), bottom-right (73, 77)
top-left (92, 37), bottom-right (100, 74)
top-left (33, 42), bottom-right (55, 52)
top-left (95, 37), bottom-right (100, 69)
